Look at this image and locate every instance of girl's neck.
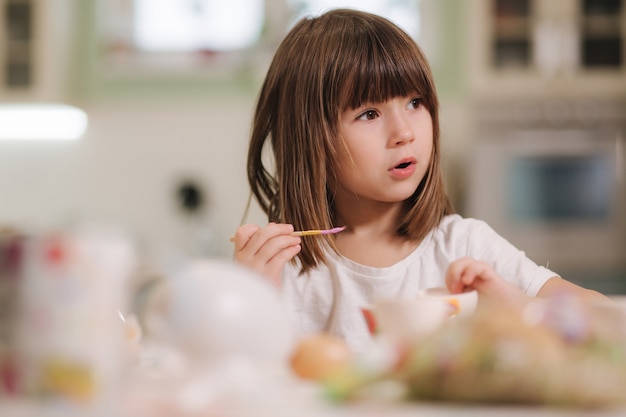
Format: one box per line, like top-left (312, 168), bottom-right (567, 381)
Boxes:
top-left (335, 196), bottom-right (401, 236)
top-left (334, 199), bottom-right (419, 268)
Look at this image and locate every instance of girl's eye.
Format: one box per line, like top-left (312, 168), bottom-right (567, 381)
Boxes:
top-left (357, 110), bottom-right (379, 121)
top-left (408, 97), bottom-right (423, 109)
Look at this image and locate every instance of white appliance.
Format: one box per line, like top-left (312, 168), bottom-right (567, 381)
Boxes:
top-left (466, 100), bottom-right (626, 293)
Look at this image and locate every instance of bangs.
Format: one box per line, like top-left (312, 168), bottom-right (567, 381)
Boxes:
top-left (336, 19), bottom-right (434, 112)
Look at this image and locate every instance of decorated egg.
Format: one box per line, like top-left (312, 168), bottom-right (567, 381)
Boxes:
top-left (290, 333), bottom-right (352, 380)
top-left (164, 260), bottom-right (295, 364)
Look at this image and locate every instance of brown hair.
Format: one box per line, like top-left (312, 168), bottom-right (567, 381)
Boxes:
top-left (247, 8), bottom-right (454, 273)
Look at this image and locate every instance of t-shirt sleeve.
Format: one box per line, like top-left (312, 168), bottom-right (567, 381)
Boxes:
top-left (461, 218), bottom-right (556, 296)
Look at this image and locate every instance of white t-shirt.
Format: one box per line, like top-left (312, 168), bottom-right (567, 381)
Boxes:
top-left (281, 214), bottom-right (556, 353)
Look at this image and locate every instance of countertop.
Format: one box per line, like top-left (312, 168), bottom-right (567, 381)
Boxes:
top-left (3, 399), bottom-right (626, 417)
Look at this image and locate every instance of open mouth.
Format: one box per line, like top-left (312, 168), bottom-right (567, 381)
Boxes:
top-left (388, 158), bottom-right (416, 177)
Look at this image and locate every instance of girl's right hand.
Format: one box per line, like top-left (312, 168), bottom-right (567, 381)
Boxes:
top-left (445, 257), bottom-right (529, 310)
top-left (232, 222), bottom-right (302, 288)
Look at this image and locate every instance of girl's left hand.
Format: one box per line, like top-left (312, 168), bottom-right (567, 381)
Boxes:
top-left (232, 222), bottom-right (301, 288)
top-left (445, 257), bottom-right (528, 308)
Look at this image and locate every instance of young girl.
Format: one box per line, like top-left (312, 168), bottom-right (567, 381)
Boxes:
top-left (231, 8), bottom-right (606, 352)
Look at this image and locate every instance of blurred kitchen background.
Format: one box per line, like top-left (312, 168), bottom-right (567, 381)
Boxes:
top-left (0, 0), bottom-right (625, 292)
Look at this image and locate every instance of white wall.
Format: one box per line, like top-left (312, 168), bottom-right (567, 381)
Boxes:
top-left (0, 99), bottom-right (270, 266)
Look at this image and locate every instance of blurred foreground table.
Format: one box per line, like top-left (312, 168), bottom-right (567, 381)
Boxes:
top-left (3, 399), bottom-right (626, 417)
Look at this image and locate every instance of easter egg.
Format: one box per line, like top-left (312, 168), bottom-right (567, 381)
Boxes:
top-left (290, 333), bottom-right (352, 380)
top-left (165, 260), bottom-right (295, 364)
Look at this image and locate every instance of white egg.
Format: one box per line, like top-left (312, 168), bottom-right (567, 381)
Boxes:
top-left (164, 259), bottom-right (294, 364)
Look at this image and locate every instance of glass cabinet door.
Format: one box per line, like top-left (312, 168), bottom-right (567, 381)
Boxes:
top-left (581, 0), bottom-right (623, 68)
top-left (492, 0), bottom-right (532, 68)
top-left (2, 0), bottom-right (33, 89)
top-left (488, 0), bottom-right (625, 72)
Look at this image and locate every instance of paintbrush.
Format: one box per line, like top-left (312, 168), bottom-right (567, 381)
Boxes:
top-left (230, 225), bottom-right (346, 242)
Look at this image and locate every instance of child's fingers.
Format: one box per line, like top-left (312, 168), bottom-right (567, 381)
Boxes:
top-left (460, 262), bottom-right (484, 286)
top-left (232, 223), bottom-right (300, 286)
top-left (232, 224), bottom-right (261, 249)
top-left (446, 257), bottom-right (474, 293)
top-left (264, 244), bottom-right (302, 287)
top-left (234, 223), bottom-right (293, 254)
top-left (252, 234), bottom-right (301, 266)
top-left (447, 257), bottom-right (497, 293)
top-left (459, 260), bottom-right (501, 294)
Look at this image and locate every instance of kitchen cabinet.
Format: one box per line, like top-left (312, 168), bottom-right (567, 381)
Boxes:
top-left (467, 0), bottom-right (626, 99)
top-left (0, 0), bottom-right (73, 101)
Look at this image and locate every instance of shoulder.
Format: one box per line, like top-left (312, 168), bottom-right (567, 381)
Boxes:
top-left (428, 214), bottom-right (509, 258)
top-left (431, 216), bottom-right (555, 296)
top-left (433, 214), bottom-right (496, 240)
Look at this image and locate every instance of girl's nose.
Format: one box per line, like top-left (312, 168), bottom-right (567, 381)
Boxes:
top-left (388, 112), bottom-right (414, 146)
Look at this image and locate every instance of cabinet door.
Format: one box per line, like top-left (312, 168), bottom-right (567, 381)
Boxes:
top-left (580, 0), bottom-right (624, 68)
top-left (0, 0), bottom-right (72, 101)
top-left (468, 0), bottom-right (626, 98)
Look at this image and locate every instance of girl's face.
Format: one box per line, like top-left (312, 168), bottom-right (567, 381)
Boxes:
top-left (335, 95), bottom-right (433, 204)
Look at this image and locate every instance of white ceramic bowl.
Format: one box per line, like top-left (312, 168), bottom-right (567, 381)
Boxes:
top-left (417, 286), bottom-right (478, 318)
top-left (371, 297), bottom-right (451, 342)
